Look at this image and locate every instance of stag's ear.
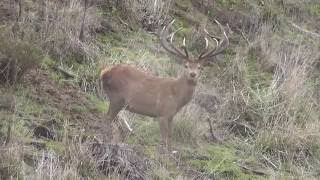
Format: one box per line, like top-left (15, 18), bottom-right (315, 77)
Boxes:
top-left (178, 57), bottom-right (189, 65)
top-left (198, 64), bottom-right (204, 70)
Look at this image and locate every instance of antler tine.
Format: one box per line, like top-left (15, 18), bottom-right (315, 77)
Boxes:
top-left (204, 28), bottom-right (219, 47)
top-left (198, 20), bottom-right (229, 62)
top-left (182, 37), bottom-right (189, 59)
top-left (198, 28), bottom-right (219, 59)
top-left (204, 28), bottom-right (221, 42)
top-left (169, 27), bottom-right (190, 59)
top-left (198, 37), bottom-right (209, 59)
top-left (205, 37), bottom-right (209, 49)
top-left (160, 19), bottom-right (189, 60)
top-left (169, 27), bottom-right (182, 43)
top-left (160, 20), bottom-right (184, 59)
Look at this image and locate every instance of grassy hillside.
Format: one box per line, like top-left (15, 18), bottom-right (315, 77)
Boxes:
top-left (0, 0), bottom-right (320, 179)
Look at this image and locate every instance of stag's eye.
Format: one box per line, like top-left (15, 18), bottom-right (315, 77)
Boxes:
top-left (184, 63), bottom-right (189, 68)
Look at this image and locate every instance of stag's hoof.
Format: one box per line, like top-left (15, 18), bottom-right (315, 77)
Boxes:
top-left (157, 145), bottom-right (179, 156)
top-left (171, 150), bottom-right (178, 154)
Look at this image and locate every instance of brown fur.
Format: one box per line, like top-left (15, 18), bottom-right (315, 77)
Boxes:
top-left (101, 63), bottom-right (200, 151)
top-left (100, 19), bottom-right (229, 152)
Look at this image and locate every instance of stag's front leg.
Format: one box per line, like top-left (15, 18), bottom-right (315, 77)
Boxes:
top-left (105, 100), bottom-right (123, 143)
top-left (158, 117), bottom-right (168, 151)
top-left (167, 117), bottom-right (174, 152)
top-left (159, 116), bottom-right (175, 154)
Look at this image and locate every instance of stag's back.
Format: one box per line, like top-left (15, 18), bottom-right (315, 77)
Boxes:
top-left (100, 64), bottom-right (162, 95)
top-left (100, 64), bottom-right (182, 117)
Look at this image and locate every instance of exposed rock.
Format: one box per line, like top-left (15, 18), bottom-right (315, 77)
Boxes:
top-left (33, 126), bottom-right (55, 140)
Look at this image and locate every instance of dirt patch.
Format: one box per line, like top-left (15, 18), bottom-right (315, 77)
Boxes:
top-left (21, 69), bottom-right (109, 139)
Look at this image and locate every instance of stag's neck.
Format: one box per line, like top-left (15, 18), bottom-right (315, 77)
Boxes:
top-left (175, 75), bottom-right (197, 108)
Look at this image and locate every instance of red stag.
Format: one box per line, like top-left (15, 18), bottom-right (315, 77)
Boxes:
top-left (100, 19), bottom-right (229, 152)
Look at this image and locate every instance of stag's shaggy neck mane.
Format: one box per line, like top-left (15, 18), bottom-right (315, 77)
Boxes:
top-left (174, 74), bottom-right (197, 108)
top-left (180, 73), bottom-right (198, 86)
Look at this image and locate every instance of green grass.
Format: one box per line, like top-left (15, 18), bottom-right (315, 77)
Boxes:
top-left (14, 89), bottom-right (44, 137)
top-left (45, 141), bottom-right (67, 155)
top-left (189, 145), bottom-right (267, 180)
top-left (309, 4), bottom-right (320, 16)
top-left (41, 55), bottom-right (56, 70)
top-left (1, 0), bottom-right (320, 179)
top-left (125, 118), bottom-right (160, 151)
top-left (172, 118), bottom-right (199, 146)
top-left (87, 93), bottom-right (108, 113)
top-left (246, 52), bottom-right (273, 89)
top-left (125, 116), bottom-right (267, 179)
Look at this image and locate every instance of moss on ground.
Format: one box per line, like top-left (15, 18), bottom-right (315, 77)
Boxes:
top-left (309, 3), bottom-right (320, 16)
top-left (87, 94), bottom-right (108, 113)
top-left (125, 115), bottom-right (267, 179)
top-left (187, 145), bottom-right (266, 180)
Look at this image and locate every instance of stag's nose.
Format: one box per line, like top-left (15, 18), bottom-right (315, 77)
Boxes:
top-left (190, 72), bottom-right (196, 78)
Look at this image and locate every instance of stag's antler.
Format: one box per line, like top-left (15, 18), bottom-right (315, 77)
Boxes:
top-left (160, 19), bottom-right (229, 64)
top-left (160, 19), bottom-right (190, 61)
top-left (198, 20), bottom-right (229, 63)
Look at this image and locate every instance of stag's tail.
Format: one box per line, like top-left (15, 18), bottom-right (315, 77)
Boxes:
top-left (100, 67), bottom-right (111, 91)
top-left (100, 67), bottom-right (109, 80)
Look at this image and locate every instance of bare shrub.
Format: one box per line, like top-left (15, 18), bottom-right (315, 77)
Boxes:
top-left (202, 20), bottom-right (319, 171)
top-left (252, 40), bottom-right (319, 164)
top-left (201, 43), bottom-right (253, 140)
top-left (118, 0), bottom-right (173, 31)
top-left (23, 137), bottom-right (99, 179)
top-left (91, 142), bottom-right (154, 179)
top-left (0, 146), bottom-right (24, 179)
top-left (0, 136), bottom-right (153, 179)
top-left (0, 31), bottom-right (43, 85)
top-left (12, 0), bottom-right (102, 62)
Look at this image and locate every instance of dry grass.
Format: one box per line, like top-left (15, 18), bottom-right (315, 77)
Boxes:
top-left (252, 38), bottom-right (319, 171)
top-left (0, 32), bottom-right (43, 85)
top-left (117, 0), bottom-right (173, 31)
top-left (9, 0), bottom-right (102, 62)
top-left (173, 103), bottom-right (205, 145)
top-left (203, 22), bottom-right (320, 175)
top-left (0, 0), bottom-right (320, 179)
top-left (0, 136), bottom-right (154, 179)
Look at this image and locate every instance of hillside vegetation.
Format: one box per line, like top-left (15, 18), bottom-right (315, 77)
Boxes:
top-left (0, 0), bottom-right (320, 179)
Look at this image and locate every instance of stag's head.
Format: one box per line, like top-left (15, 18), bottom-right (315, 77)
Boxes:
top-left (160, 19), bottom-right (229, 82)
